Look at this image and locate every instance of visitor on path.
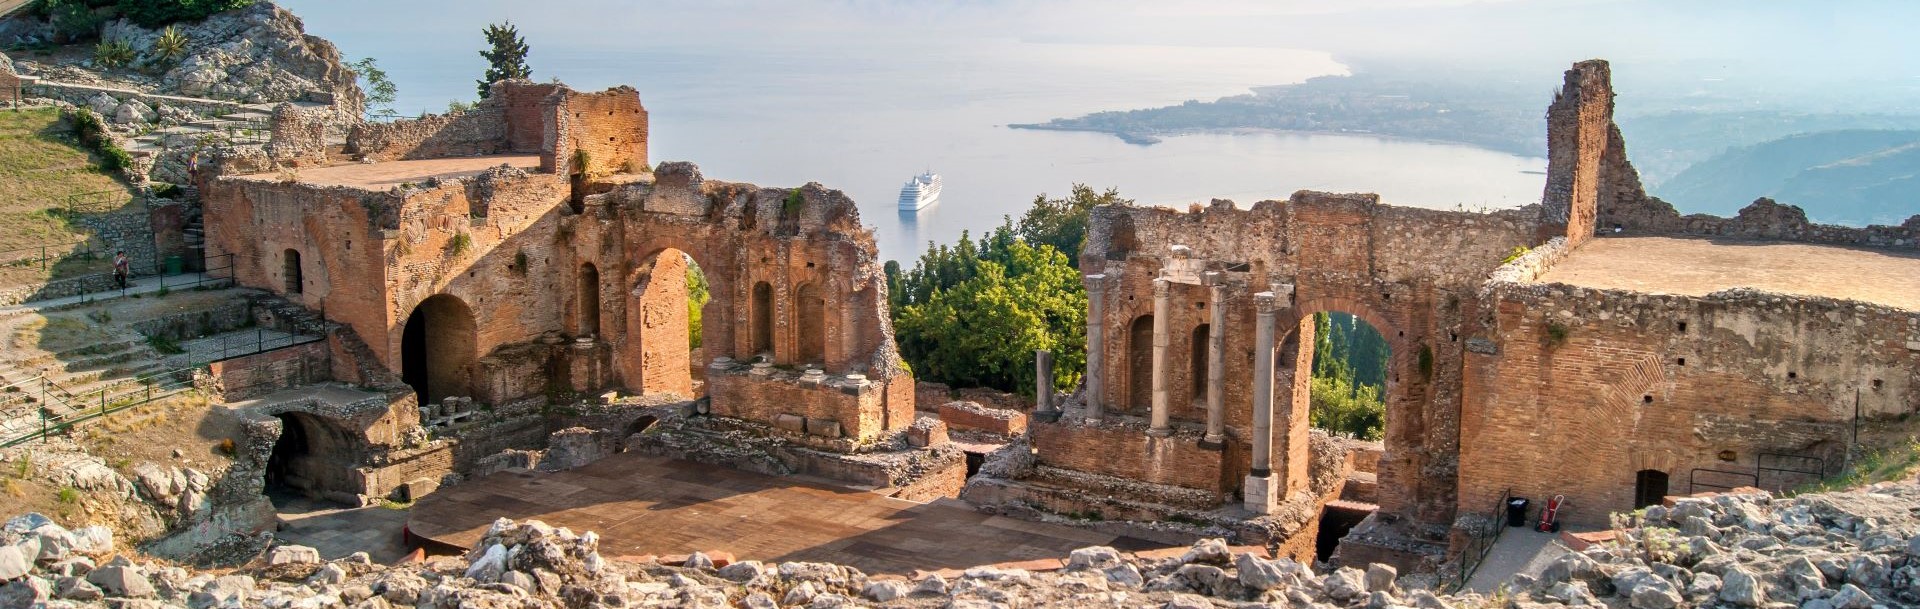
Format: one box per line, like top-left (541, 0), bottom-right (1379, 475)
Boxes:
top-left (112, 250), bottom-right (129, 289)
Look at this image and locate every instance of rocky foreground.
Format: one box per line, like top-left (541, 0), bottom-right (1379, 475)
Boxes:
top-left (1, 481), bottom-right (1918, 608)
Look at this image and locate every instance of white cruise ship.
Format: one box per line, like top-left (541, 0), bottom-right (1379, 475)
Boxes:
top-left (898, 171), bottom-right (942, 211)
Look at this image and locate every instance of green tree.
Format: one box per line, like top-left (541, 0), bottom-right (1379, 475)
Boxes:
top-left (1308, 312), bottom-right (1389, 439)
top-left (1014, 184), bottom-right (1131, 267)
top-left (352, 57), bottom-right (399, 120)
top-left (115, 0), bottom-right (254, 28)
top-left (687, 260), bottom-right (710, 349)
top-left (477, 21), bottom-right (531, 99)
top-left (893, 234), bottom-right (1085, 395)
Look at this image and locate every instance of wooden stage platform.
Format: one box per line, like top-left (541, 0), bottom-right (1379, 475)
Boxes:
top-left (408, 452), bottom-right (1169, 575)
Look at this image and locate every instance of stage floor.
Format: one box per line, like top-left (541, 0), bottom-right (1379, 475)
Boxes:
top-left (408, 452), bottom-right (1167, 575)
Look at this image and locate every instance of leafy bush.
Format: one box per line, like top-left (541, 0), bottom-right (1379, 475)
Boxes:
top-left (92, 39), bottom-right (134, 68)
top-left (64, 108), bottom-right (132, 172)
top-left (37, 0), bottom-right (106, 42)
top-left (116, 0), bottom-right (255, 28)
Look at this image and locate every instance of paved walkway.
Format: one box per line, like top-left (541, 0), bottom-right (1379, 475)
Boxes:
top-left (0, 272), bottom-right (228, 316)
top-left (1466, 527), bottom-right (1569, 593)
top-left (410, 452), bottom-right (1169, 575)
top-left (1536, 236), bottom-right (1920, 311)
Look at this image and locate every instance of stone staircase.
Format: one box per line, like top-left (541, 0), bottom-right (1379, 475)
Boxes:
top-left (126, 100), bottom-right (335, 156)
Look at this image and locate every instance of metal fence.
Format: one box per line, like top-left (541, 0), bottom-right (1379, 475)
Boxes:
top-left (0, 369), bottom-right (199, 449)
top-left (1444, 488), bottom-right (1512, 593)
top-left (179, 327), bottom-right (325, 368)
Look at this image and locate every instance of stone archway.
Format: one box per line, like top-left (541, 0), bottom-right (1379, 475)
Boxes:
top-left (264, 412), bottom-right (364, 506)
top-left (624, 248), bottom-right (711, 397)
top-left (401, 294), bottom-right (477, 404)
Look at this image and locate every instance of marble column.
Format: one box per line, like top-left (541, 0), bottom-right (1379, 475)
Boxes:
top-left (1084, 274), bottom-right (1106, 421)
top-left (1204, 275), bottom-right (1227, 445)
top-left (1245, 291), bottom-right (1279, 514)
top-left (1148, 277), bottom-right (1172, 436)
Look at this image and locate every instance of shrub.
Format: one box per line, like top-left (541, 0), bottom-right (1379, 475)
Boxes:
top-left (40, 0), bottom-right (105, 42)
top-left (65, 108), bottom-right (132, 171)
top-left (448, 233), bottom-right (472, 256)
top-left (116, 0), bottom-right (255, 28)
top-left (151, 26), bottom-right (191, 63)
top-left (93, 39), bottom-right (135, 68)
top-left (56, 486), bottom-right (79, 504)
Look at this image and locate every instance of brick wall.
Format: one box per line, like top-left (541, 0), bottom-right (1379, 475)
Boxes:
top-left (1032, 419), bottom-right (1225, 494)
top-left (205, 340), bottom-right (332, 402)
top-left (1460, 280), bottom-right (1919, 526)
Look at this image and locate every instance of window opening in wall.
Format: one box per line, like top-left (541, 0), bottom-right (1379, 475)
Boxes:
top-left (751, 281), bottom-right (773, 357)
top-left (283, 249), bottom-right (302, 294)
top-left (577, 263), bottom-right (601, 338)
top-left (1643, 395), bottom-right (1653, 404)
top-left (1788, 372), bottom-right (1798, 380)
top-left (1677, 358), bottom-right (1686, 366)
top-left (1190, 324), bottom-right (1209, 402)
top-left (1677, 321), bottom-right (1688, 332)
top-left (796, 282), bottom-right (826, 365)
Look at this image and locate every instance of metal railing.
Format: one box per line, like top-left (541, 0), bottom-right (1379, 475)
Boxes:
top-left (1445, 488), bottom-right (1512, 592)
top-left (0, 369), bottom-right (200, 449)
top-left (0, 239), bottom-right (100, 271)
top-left (1688, 468), bottom-right (1759, 495)
top-left (180, 327), bottom-right (325, 368)
top-left (157, 252), bottom-right (235, 290)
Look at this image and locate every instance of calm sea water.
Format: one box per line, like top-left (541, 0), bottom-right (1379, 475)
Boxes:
top-left (282, 0), bottom-right (1546, 263)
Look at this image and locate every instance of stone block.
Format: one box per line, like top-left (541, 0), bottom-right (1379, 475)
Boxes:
top-left (907, 418), bottom-right (949, 448)
top-left (1243, 475), bottom-right (1277, 515)
top-left (938, 401), bottom-right (1028, 437)
top-left (395, 477), bottom-right (439, 502)
top-left (774, 414), bottom-right (806, 433)
top-left (806, 418), bottom-right (842, 438)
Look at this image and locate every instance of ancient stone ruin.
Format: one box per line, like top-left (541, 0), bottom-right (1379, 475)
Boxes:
top-left (159, 59), bottom-right (1919, 581)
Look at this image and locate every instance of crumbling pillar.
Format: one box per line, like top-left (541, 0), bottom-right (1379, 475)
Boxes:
top-left (1204, 273), bottom-right (1226, 446)
top-left (1245, 291), bottom-right (1279, 514)
top-left (1148, 277), bottom-right (1172, 437)
top-left (1034, 349), bottom-right (1055, 416)
top-left (1084, 274), bottom-right (1106, 421)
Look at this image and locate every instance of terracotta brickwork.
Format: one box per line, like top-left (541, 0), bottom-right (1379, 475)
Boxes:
top-left (206, 80), bottom-right (912, 449)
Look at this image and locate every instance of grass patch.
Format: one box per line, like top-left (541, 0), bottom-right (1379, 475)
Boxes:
top-left (1797, 436), bottom-right (1920, 495)
top-left (0, 109), bottom-right (136, 288)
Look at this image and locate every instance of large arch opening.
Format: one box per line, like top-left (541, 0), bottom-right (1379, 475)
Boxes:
top-left (401, 294), bottom-right (477, 404)
top-left (1289, 311), bottom-right (1395, 563)
top-left (1126, 314), bottom-right (1154, 414)
top-left (751, 281), bottom-right (773, 358)
top-left (264, 413), bottom-right (310, 496)
top-left (627, 248), bottom-right (710, 397)
top-left (795, 281), bottom-right (826, 366)
top-left (577, 263), bottom-right (601, 338)
top-left (264, 412), bottom-right (360, 508)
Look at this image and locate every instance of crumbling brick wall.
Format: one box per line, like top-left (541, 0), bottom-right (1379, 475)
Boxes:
top-left (1540, 60), bottom-right (1613, 247)
top-left (1461, 266), bottom-right (1919, 526)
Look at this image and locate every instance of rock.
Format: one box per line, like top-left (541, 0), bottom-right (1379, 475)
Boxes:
top-left (70, 526), bottom-right (112, 555)
top-left (1365, 563), bottom-right (1398, 593)
top-left (86, 93), bottom-right (120, 117)
top-left (1410, 589), bottom-right (1455, 609)
top-left (1161, 564), bottom-right (1225, 595)
top-left (31, 524), bottom-right (74, 562)
top-left (499, 570), bottom-right (535, 592)
top-left (1, 513), bottom-right (52, 534)
top-left (311, 562), bottom-right (349, 585)
top-left (55, 576), bottom-right (101, 601)
top-left (1235, 553), bottom-right (1288, 591)
top-left (684, 551), bottom-right (713, 569)
top-left (0, 545), bottom-right (28, 580)
top-left (1324, 567), bottom-right (1368, 602)
top-left (464, 543), bottom-right (506, 582)
top-left (1718, 565), bottom-right (1765, 606)
top-left (85, 563), bottom-right (155, 598)
top-left (862, 579), bottom-right (909, 602)
top-left (782, 580), bottom-right (818, 605)
top-left (1784, 557), bottom-right (1826, 598)
top-left (912, 574), bottom-right (948, 596)
top-left (717, 560), bottom-right (763, 582)
top-left (187, 574), bottom-right (252, 607)
top-left (378, 572), bottom-right (428, 604)
top-left (1163, 593), bottom-right (1212, 609)
top-left (0, 576), bottom-right (50, 606)
top-left (740, 591), bottom-right (778, 609)
top-left (1104, 564), bottom-right (1144, 588)
top-left (1068, 545), bottom-right (1123, 570)
top-left (267, 544), bottom-right (320, 566)
top-left (1545, 580), bottom-right (1597, 605)
top-left (1178, 538), bottom-right (1230, 565)
top-left (113, 99), bottom-right (157, 124)
top-left (1613, 568), bottom-right (1682, 609)
top-left (49, 557), bottom-right (93, 578)
top-left (1828, 583), bottom-right (1874, 609)
top-left (1683, 572), bottom-right (1720, 600)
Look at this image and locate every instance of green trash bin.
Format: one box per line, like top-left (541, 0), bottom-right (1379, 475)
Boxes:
top-left (164, 255), bottom-right (183, 276)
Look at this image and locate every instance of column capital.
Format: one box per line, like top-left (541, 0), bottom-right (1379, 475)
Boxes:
top-left (1254, 291), bottom-right (1279, 314)
top-left (1085, 273), bottom-right (1108, 293)
top-left (1152, 276), bottom-right (1171, 296)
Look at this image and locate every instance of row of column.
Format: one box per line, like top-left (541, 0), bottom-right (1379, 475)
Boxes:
top-left (1081, 273), bottom-right (1288, 511)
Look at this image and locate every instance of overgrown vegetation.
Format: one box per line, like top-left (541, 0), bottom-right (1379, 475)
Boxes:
top-left (1544, 321), bottom-right (1571, 347)
top-left (144, 334), bottom-right (183, 355)
top-left (65, 108), bottom-right (131, 172)
top-left (31, 0), bottom-right (254, 41)
top-left (886, 186), bottom-right (1119, 395)
top-left (91, 39), bottom-right (134, 68)
top-left (151, 26), bottom-right (190, 63)
top-left (1797, 435), bottom-right (1920, 495)
top-left (0, 109), bottom-right (133, 288)
top-left (448, 233), bottom-right (473, 256)
top-left (1308, 312), bottom-right (1390, 440)
top-left (476, 21), bottom-right (531, 99)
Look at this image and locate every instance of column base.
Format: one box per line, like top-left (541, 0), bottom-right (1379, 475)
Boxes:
top-left (1198, 434), bottom-right (1225, 450)
top-left (1145, 427), bottom-right (1174, 438)
top-left (1244, 474), bottom-right (1278, 515)
top-left (1031, 410), bottom-right (1063, 424)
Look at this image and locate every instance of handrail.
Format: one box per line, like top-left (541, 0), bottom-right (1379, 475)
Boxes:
top-left (0, 367), bottom-right (201, 449)
top-left (1445, 488), bottom-right (1512, 592)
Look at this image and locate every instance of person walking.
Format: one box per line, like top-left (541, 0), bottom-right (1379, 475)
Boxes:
top-left (112, 250), bottom-right (129, 290)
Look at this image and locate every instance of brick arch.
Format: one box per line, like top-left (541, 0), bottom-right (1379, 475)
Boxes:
top-left (620, 246), bottom-right (709, 397)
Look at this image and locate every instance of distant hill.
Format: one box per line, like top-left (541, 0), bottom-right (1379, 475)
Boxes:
top-left (1653, 130), bottom-right (1920, 226)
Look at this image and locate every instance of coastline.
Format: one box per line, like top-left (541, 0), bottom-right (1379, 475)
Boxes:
top-left (1006, 124), bottom-right (1545, 161)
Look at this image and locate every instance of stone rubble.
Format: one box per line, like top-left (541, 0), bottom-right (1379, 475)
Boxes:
top-left (0, 480), bottom-right (1917, 607)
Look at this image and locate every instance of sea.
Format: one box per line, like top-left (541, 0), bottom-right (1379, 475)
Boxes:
top-left (281, 0), bottom-right (1546, 263)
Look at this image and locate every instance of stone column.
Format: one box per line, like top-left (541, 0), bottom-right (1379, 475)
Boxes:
top-left (1245, 291), bottom-right (1279, 514)
top-left (1084, 274), bottom-right (1106, 421)
top-left (1034, 349), bottom-right (1054, 414)
top-left (1204, 275), bottom-right (1227, 445)
top-left (1148, 277), bottom-right (1172, 437)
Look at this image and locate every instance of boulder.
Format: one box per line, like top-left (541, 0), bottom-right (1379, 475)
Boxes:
top-left (1235, 553), bottom-right (1287, 591)
top-left (1067, 546), bottom-right (1123, 571)
top-left (85, 563), bottom-right (155, 598)
top-left (1717, 565), bottom-right (1764, 606)
top-left (1324, 567), bottom-right (1367, 602)
top-left (861, 579), bottom-right (909, 602)
top-left (266, 545), bottom-right (320, 566)
top-left (113, 99), bottom-right (157, 124)
top-left (1365, 563), bottom-right (1398, 593)
top-left (0, 545), bottom-right (28, 580)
